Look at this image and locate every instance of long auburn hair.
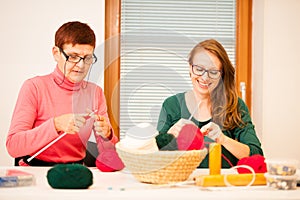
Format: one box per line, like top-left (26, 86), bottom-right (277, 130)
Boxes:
top-left (188, 39), bottom-right (245, 130)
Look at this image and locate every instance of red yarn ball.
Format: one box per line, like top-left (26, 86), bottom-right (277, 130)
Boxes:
top-left (177, 124), bottom-right (204, 150)
top-left (237, 154), bottom-right (267, 174)
top-left (96, 149), bottom-right (125, 172)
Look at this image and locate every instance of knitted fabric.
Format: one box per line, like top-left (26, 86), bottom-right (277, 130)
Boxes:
top-left (96, 149), bottom-right (125, 172)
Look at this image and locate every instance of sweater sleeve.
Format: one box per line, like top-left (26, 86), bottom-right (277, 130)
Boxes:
top-left (6, 79), bottom-right (59, 158)
top-left (231, 98), bottom-right (264, 156)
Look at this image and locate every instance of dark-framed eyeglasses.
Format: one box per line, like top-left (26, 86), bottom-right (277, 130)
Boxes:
top-left (191, 64), bottom-right (222, 79)
top-left (59, 48), bottom-right (97, 65)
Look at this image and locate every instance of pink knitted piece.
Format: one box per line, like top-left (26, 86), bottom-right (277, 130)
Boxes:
top-left (177, 124), bottom-right (204, 150)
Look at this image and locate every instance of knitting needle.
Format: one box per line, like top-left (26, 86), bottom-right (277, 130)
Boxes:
top-left (188, 101), bottom-right (201, 121)
top-left (27, 132), bottom-right (67, 163)
top-left (27, 110), bottom-right (97, 163)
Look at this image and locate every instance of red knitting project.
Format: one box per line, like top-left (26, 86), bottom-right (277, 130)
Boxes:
top-left (237, 154), bottom-right (267, 174)
top-left (177, 124), bottom-right (204, 150)
top-left (96, 149), bottom-right (125, 172)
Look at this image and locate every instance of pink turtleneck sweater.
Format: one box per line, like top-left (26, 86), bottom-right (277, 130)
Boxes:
top-left (6, 66), bottom-right (118, 163)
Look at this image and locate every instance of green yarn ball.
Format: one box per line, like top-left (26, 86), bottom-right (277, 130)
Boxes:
top-left (155, 133), bottom-right (178, 151)
top-left (46, 164), bottom-right (93, 189)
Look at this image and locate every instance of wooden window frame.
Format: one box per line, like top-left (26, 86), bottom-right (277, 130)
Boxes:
top-left (236, 0), bottom-right (252, 112)
top-left (104, 0), bottom-right (252, 138)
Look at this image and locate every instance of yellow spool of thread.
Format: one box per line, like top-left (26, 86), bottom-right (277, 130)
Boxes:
top-left (209, 143), bottom-right (221, 175)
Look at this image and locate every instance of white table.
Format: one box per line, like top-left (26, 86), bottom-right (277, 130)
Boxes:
top-left (0, 167), bottom-right (299, 200)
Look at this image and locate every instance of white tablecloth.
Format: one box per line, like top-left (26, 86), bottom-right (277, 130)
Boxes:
top-left (0, 167), bottom-right (299, 200)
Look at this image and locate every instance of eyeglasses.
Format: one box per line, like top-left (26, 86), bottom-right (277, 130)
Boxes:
top-left (191, 64), bottom-right (222, 79)
top-left (60, 48), bottom-right (97, 65)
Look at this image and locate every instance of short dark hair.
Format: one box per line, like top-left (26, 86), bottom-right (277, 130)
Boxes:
top-left (55, 21), bottom-right (96, 49)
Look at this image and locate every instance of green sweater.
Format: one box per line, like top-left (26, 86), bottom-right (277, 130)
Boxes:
top-left (157, 92), bottom-right (264, 168)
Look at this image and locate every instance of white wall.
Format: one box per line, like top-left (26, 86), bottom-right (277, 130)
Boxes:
top-left (252, 0), bottom-right (300, 161)
top-left (1, 0), bottom-right (300, 166)
top-left (0, 0), bottom-right (104, 166)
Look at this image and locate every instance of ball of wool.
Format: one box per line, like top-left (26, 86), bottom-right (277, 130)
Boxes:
top-left (155, 133), bottom-right (178, 150)
top-left (177, 124), bottom-right (204, 150)
top-left (46, 164), bottom-right (93, 189)
top-left (237, 154), bottom-right (267, 174)
top-left (96, 149), bottom-right (125, 172)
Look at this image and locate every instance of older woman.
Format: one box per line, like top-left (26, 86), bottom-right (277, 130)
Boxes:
top-left (6, 21), bottom-right (120, 168)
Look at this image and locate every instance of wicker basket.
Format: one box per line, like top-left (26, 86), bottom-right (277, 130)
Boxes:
top-left (116, 143), bottom-right (208, 184)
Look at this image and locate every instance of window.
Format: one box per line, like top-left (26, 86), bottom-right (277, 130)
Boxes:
top-left (119, 0), bottom-right (236, 137)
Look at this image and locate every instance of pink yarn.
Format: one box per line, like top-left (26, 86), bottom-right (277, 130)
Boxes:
top-left (96, 149), bottom-right (125, 172)
top-left (177, 124), bottom-right (204, 150)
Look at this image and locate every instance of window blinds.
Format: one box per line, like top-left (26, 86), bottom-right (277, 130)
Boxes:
top-left (120, 0), bottom-right (236, 137)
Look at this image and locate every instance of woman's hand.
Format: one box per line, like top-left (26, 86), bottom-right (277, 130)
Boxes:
top-left (93, 115), bottom-right (112, 139)
top-left (167, 118), bottom-right (196, 138)
top-left (200, 122), bottom-right (226, 143)
top-left (54, 113), bottom-right (87, 134)
top-left (201, 122), bottom-right (250, 158)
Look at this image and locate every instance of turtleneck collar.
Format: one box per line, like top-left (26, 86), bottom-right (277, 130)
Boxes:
top-left (51, 66), bottom-right (83, 91)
